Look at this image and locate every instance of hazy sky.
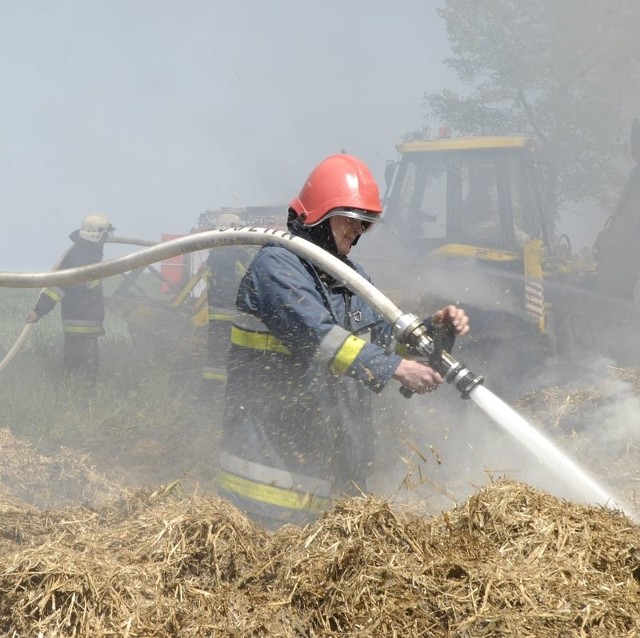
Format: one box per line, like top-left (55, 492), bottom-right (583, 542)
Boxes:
top-left (0, 0), bottom-right (458, 270)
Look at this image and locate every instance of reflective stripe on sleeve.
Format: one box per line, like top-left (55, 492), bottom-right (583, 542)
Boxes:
top-left (233, 312), bottom-right (270, 332)
top-left (316, 325), bottom-right (349, 365)
top-left (44, 287), bottom-right (64, 302)
top-left (317, 325), bottom-right (367, 375)
top-left (330, 334), bottom-right (367, 376)
top-left (235, 260), bottom-right (247, 277)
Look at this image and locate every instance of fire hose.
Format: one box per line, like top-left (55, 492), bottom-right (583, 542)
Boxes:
top-left (0, 227), bottom-right (484, 398)
top-left (0, 236), bottom-right (158, 373)
top-left (2, 227), bottom-right (635, 518)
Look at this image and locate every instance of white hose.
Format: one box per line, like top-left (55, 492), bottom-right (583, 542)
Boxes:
top-left (0, 228), bottom-right (405, 326)
top-left (0, 245), bottom-right (73, 372)
top-left (0, 323), bottom-right (32, 373)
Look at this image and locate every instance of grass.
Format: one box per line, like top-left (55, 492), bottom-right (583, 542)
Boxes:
top-left (0, 277), bottom-right (220, 488)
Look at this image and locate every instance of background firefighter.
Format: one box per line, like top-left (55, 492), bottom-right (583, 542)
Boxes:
top-left (217, 154), bottom-right (469, 529)
top-left (26, 213), bottom-right (115, 385)
top-left (201, 212), bottom-right (252, 394)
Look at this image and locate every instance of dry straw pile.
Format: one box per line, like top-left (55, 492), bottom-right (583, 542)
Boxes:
top-left (2, 364), bottom-right (640, 637)
top-left (0, 428), bottom-right (126, 511)
top-left (1, 476), bottom-right (639, 636)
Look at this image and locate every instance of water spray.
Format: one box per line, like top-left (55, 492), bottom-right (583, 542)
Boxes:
top-left (0, 227), bottom-right (635, 519)
top-left (470, 385), bottom-right (637, 520)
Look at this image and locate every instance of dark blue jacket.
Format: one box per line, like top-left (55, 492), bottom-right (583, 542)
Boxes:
top-left (218, 234), bottom-right (404, 528)
top-left (34, 231), bottom-right (106, 335)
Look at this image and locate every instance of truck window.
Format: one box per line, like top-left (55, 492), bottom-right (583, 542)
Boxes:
top-left (416, 164), bottom-right (448, 239)
top-left (455, 160), bottom-right (501, 246)
top-left (392, 158), bottom-right (448, 240)
top-left (509, 159), bottom-right (537, 243)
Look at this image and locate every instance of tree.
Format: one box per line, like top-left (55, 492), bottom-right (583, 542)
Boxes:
top-left (421, 0), bottom-right (640, 211)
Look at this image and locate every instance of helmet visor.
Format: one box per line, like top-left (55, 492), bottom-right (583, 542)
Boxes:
top-left (308, 208), bottom-right (381, 232)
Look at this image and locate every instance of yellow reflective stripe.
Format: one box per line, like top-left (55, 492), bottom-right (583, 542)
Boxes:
top-left (524, 239), bottom-right (545, 331)
top-left (331, 334), bottom-right (367, 375)
top-left (430, 243), bottom-right (519, 262)
top-left (235, 260), bottom-right (247, 277)
top-left (44, 288), bottom-right (63, 302)
top-left (218, 470), bottom-right (331, 513)
top-left (209, 312), bottom-right (235, 321)
top-left (231, 326), bottom-right (290, 355)
top-left (192, 304), bottom-right (209, 327)
top-left (63, 325), bottom-right (102, 334)
top-left (218, 451), bottom-right (331, 498)
top-left (221, 451), bottom-right (332, 496)
top-left (172, 271), bottom-right (205, 308)
top-left (88, 279), bottom-right (101, 289)
top-left (202, 371), bottom-right (226, 380)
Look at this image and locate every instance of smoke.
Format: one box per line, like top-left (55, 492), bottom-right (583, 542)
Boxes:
top-left (359, 212), bottom-right (640, 512)
top-left (566, 363), bottom-right (640, 460)
top-left (371, 336), bottom-right (640, 519)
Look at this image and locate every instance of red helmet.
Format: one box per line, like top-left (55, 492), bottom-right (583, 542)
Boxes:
top-left (289, 154), bottom-right (383, 227)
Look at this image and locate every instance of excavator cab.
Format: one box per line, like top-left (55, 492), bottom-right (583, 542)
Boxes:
top-left (365, 130), bottom-right (640, 375)
top-left (380, 136), bottom-right (553, 256)
top-left (359, 135), bottom-right (567, 390)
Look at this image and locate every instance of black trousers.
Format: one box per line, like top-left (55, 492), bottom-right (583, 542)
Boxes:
top-left (63, 334), bottom-right (100, 385)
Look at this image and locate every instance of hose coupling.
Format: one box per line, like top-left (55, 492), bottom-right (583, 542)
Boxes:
top-left (393, 313), bottom-right (484, 399)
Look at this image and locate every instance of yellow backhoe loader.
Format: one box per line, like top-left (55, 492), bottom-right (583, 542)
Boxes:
top-left (358, 129), bottom-right (640, 391)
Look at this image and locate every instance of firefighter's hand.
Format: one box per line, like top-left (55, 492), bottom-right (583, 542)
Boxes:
top-left (431, 304), bottom-right (469, 337)
top-left (25, 310), bottom-right (40, 324)
top-left (393, 359), bottom-right (444, 394)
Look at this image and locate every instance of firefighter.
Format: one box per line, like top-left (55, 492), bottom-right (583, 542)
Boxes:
top-left (26, 213), bottom-right (115, 385)
top-left (201, 212), bottom-right (252, 393)
top-left (217, 154), bottom-right (469, 529)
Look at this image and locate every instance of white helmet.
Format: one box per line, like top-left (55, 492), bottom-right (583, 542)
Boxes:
top-left (78, 213), bottom-right (115, 243)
